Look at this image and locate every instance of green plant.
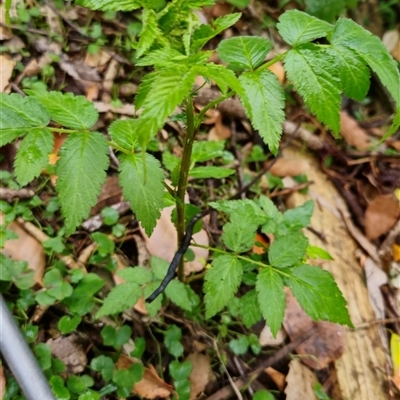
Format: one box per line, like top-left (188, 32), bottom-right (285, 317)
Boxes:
top-left (1, 0), bottom-right (400, 379)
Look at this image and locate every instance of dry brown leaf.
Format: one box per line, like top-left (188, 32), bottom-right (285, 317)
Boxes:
top-left (283, 290), bottom-right (345, 370)
top-left (208, 112), bottom-right (231, 140)
top-left (339, 111), bottom-right (370, 150)
top-left (268, 61), bottom-right (285, 83)
top-left (383, 29), bottom-right (400, 61)
top-left (0, 364), bottom-right (6, 400)
top-left (84, 50), bottom-right (112, 68)
top-left (365, 194), bottom-right (400, 240)
top-left (387, 140), bottom-right (400, 152)
top-left (117, 354), bottom-right (174, 399)
top-left (47, 334), bottom-right (87, 374)
top-left (0, 54), bottom-right (15, 93)
top-left (186, 353), bottom-right (213, 400)
top-left (0, 5), bottom-right (13, 40)
top-left (284, 359), bottom-right (318, 400)
top-left (0, 216), bottom-right (45, 285)
top-left (365, 257), bottom-right (387, 319)
top-left (267, 157), bottom-right (309, 177)
top-left (265, 367), bottom-right (286, 391)
top-left (140, 199), bottom-right (209, 276)
top-left (259, 324), bottom-right (286, 347)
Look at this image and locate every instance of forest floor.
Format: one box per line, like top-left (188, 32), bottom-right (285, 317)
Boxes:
top-left (0, 1), bottom-right (400, 400)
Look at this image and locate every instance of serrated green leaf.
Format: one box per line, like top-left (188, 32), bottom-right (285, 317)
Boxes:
top-left (76, 0), bottom-right (142, 10)
top-left (136, 47), bottom-right (184, 67)
top-left (134, 71), bottom-right (158, 111)
top-left (239, 70), bottom-right (285, 155)
top-left (269, 232), bottom-right (308, 268)
top-left (282, 200), bottom-right (314, 230)
top-left (204, 254), bottom-right (243, 318)
top-left (277, 10), bottom-right (333, 46)
top-left (108, 119), bottom-right (139, 151)
top-left (117, 266), bottom-right (153, 285)
top-left (136, 9), bottom-right (158, 58)
top-left (331, 18), bottom-right (400, 107)
top-left (119, 153), bottom-right (165, 236)
top-left (26, 91), bottom-right (98, 130)
top-left (143, 281), bottom-right (163, 317)
top-left (96, 282), bottom-right (142, 318)
top-left (222, 205), bottom-right (259, 253)
top-left (189, 166), bottom-right (235, 179)
top-left (326, 45), bottom-right (370, 101)
top-left (287, 264), bottom-right (352, 326)
top-left (15, 128), bottom-right (53, 186)
top-left (283, 44), bottom-right (341, 134)
top-left (165, 279), bottom-right (192, 311)
top-left (305, 0), bottom-right (345, 23)
top-left (210, 198), bottom-right (265, 219)
top-left (136, 66), bottom-right (197, 145)
top-left (0, 93), bottom-right (50, 145)
top-left (239, 289), bottom-right (262, 328)
top-left (256, 268), bottom-right (285, 336)
top-left (56, 132), bottom-right (108, 235)
top-left (217, 36), bottom-right (272, 70)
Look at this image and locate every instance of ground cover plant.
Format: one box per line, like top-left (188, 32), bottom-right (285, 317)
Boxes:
top-left (0, 0), bottom-right (400, 399)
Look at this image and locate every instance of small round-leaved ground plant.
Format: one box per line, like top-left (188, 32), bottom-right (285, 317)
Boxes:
top-left (1, 0), bottom-right (400, 336)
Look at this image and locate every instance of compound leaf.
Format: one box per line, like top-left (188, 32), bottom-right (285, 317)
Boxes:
top-left (287, 264), bottom-right (352, 326)
top-left (119, 153), bottom-right (165, 236)
top-left (56, 132), bottom-right (109, 235)
top-left (15, 128), bottom-right (54, 186)
top-left (283, 44), bottom-right (341, 134)
top-left (331, 18), bottom-right (400, 107)
top-left (268, 232), bottom-right (308, 268)
top-left (217, 36), bottom-right (272, 70)
top-left (26, 90), bottom-right (98, 130)
top-left (326, 45), bottom-right (370, 101)
top-left (277, 9), bottom-right (333, 46)
top-left (96, 282), bottom-right (142, 318)
top-left (0, 93), bottom-right (50, 145)
top-left (239, 70), bottom-right (285, 155)
top-left (256, 268), bottom-right (285, 337)
top-left (204, 254), bottom-right (243, 318)
top-left (76, 0), bottom-right (142, 10)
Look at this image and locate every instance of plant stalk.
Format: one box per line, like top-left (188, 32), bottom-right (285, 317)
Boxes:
top-left (176, 97), bottom-right (196, 281)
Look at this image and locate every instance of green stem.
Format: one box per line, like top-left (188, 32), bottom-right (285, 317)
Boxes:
top-left (48, 127), bottom-right (80, 134)
top-left (256, 52), bottom-right (287, 71)
top-left (176, 97), bottom-right (197, 282)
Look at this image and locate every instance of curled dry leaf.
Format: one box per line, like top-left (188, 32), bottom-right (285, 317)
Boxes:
top-left (186, 353), bottom-right (213, 400)
top-left (339, 111), bottom-right (370, 150)
top-left (47, 334), bottom-right (87, 374)
top-left (365, 194), bottom-right (400, 240)
top-left (0, 215), bottom-right (46, 285)
top-left (0, 364), bottom-right (5, 400)
top-left (285, 359), bottom-right (318, 400)
top-left (283, 290), bottom-right (345, 370)
top-left (117, 354), bottom-right (174, 399)
top-left (0, 54), bottom-right (16, 93)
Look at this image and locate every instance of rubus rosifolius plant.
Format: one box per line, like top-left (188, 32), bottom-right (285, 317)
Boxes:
top-left (1, 0), bottom-right (400, 336)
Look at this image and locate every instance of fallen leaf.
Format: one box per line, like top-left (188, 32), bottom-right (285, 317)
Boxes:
top-left (340, 111), bottom-right (370, 150)
top-left (253, 232), bottom-right (269, 255)
top-left (0, 5), bottom-right (13, 40)
top-left (0, 364), bottom-right (5, 400)
top-left (285, 359), bottom-right (318, 400)
top-left (390, 332), bottom-right (400, 390)
top-left (186, 353), bottom-right (213, 400)
top-left (268, 61), bottom-right (285, 83)
top-left (387, 140), bottom-right (400, 152)
top-left (208, 111), bottom-right (231, 140)
top-left (383, 29), bottom-right (400, 61)
top-left (365, 194), bottom-right (400, 240)
top-left (265, 367), bottom-right (286, 391)
top-left (267, 157), bottom-right (309, 177)
top-left (0, 54), bottom-right (15, 92)
top-left (365, 257), bottom-right (387, 319)
top-left (0, 216), bottom-right (46, 285)
top-left (259, 324), bottom-right (286, 347)
top-left (117, 354), bottom-right (174, 399)
top-left (47, 334), bottom-right (87, 374)
top-left (283, 290), bottom-right (345, 370)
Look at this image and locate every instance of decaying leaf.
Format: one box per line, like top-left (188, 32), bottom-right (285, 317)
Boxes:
top-left (267, 157), bottom-right (309, 177)
top-left (0, 216), bottom-right (46, 285)
top-left (47, 334), bottom-right (87, 374)
top-left (186, 353), bottom-right (213, 400)
top-left (339, 111), bottom-right (370, 150)
top-left (0, 54), bottom-right (15, 93)
top-left (285, 359), bottom-right (318, 400)
top-left (283, 290), bottom-right (345, 370)
top-left (365, 194), bottom-right (400, 240)
top-left (259, 324), bottom-right (286, 347)
top-left (117, 354), bottom-right (174, 399)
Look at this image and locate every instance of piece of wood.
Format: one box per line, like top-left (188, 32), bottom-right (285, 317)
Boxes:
top-left (284, 145), bottom-right (388, 400)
